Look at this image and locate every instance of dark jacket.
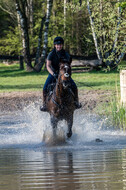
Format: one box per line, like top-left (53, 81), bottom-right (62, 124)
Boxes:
top-left (47, 48), bottom-right (70, 72)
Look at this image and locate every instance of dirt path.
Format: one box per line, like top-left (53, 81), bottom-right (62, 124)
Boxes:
top-left (0, 90), bottom-right (112, 113)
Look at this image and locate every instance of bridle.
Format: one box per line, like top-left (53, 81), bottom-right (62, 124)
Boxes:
top-left (58, 64), bottom-right (71, 88)
top-left (51, 64), bottom-right (72, 108)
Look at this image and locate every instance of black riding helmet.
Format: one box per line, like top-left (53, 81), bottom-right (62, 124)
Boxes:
top-left (53, 37), bottom-right (64, 45)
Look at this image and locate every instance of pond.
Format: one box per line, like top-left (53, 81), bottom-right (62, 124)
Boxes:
top-left (0, 105), bottom-right (126, 190)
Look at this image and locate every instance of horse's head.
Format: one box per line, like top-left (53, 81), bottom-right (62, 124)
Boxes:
top-left (59, 60), bottom-right (71, 89)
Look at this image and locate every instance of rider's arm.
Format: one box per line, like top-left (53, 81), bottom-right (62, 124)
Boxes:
top-left (46, 60), bottom-right (54, 76)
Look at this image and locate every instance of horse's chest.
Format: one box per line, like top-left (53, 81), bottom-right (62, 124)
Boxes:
top-left (59, 102), bottom-right (74, 114)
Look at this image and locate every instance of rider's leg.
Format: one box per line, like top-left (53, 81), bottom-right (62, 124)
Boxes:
top-left (70, 78), bottom-right (82, 109)
top-left (40, 90), bottom-right (47, 111)
top-left (40, 74), bottom-right (55, 111)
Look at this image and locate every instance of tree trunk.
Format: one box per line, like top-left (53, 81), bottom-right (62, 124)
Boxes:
top-left (76, 14), bottom-right (80, 55)
top-left (99, 0), bottom-right (103, 55)
top-left (110, 0), bottom-right (126, 66)
top-left (64, 0), bottom-right (67, 48)
top-left (29, 0), bottom-right (34, 36)
top-left (34, 0), bottom-right (53, 72)
top-left (112, 1), bottom-right (121, 51)
top-left (111, 1), bottom-right (121, 55)
top-left (15, 0), bottom-right (32, 71)
top-left (19, 55), bottom-right (24, 70)
top-left (34, 16), bottom-right (46, 66)
top-left (114, 37), bottom-right (126, 66)
top-left (106, 1), bottom-right (122, 67)
top-left (26, 0), bottom-right (34, 53)
top-left (87, 0), bottom-right (102, 60)
top-left (79, 0), bottom-right (82, 6)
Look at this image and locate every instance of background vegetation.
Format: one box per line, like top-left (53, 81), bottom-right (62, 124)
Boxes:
top-left (0, 0), bottom-right (125, 71)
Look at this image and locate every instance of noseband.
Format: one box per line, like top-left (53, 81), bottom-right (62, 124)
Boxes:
top-left (64, 73), bottom-right (69, 78)
top-left (63, 65), bottom-right (70, 78)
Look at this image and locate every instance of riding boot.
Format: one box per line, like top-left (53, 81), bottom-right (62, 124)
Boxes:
top-left (40, 91), bottom-right (47, 112)
top-left (73, 88), bottom-right (82, 109)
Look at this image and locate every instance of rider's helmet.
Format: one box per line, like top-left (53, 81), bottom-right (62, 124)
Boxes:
top-left (53, 37), bottom-right (64, 45)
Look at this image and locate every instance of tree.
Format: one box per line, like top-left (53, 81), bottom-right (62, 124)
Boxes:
top-left (87, 0), bottom-right (102, 60)
top-left (0, 0), bottom-right (125, 71)
top-left (87, 0), bottom-right (126, 68)
top-left (34, 15), bottom-right (46, 66)
top-left (15, 0), bottom-right (32, 70)
top-left (0, 0), bottom-right (17, 22)
top-left (34, 0), bottom-right (53, 72)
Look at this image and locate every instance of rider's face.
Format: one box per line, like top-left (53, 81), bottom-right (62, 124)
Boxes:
top-left (55, 44), bottom-right (63, 51)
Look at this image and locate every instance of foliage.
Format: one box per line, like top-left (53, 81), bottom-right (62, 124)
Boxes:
top-left (0, 0), bottom-right (125, 66)
top-left (0, 27), bottom-right (22, 55)
top-left (107, 94), bottom-right (126, 131)
top-left (88, 0), bottom-right (126, 66)
top-left (0, 0), bottom-right (96, 56)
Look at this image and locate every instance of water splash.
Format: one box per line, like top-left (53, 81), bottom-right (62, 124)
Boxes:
top-left (0, 102), bottom-right (126, 149)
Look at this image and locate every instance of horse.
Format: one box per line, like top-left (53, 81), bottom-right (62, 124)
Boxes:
top-left (46, 60), bottom-right (76, 138)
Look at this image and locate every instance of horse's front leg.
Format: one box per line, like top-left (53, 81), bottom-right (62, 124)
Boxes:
top-left (50, 115), bottom-right (58, 137)
top-left (67, 115), bottom-right (73, 138)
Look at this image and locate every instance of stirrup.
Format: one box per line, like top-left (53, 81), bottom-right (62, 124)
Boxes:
top-left (40, 105), bottom-right (47, 112)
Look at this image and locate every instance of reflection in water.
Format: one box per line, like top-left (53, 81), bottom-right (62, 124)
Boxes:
top-left (0, 148), bottom-right (126, 190)
top-left (1, 107), bottom-right (126, 190)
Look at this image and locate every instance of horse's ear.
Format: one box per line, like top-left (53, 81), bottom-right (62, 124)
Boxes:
top-left (59, 62), bottom-right (64, 69)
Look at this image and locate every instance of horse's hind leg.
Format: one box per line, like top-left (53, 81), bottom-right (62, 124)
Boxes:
top-left (50, 116), bottom-right (58, 137)
top-left (67, 116), bottom-right (73, 138)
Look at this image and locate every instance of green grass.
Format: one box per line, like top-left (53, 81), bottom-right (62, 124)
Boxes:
top-left (105, 93), bottom-right (126, 131)
top-left (73, 70), bottom-right (120, 91)
top-left (0, 63), bottom-right (48, 92)
top-left (0, 62), bottom-right (121, 92)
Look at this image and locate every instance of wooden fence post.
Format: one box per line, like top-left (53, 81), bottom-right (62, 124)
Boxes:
top-left (120, 70), bottom-right (126, 105)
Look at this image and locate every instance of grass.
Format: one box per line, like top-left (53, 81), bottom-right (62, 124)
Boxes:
top-left (0, 62), bottom-right (121, 92)
top-left (74, 70), bottom-right (120, 91)
top-left (0, 63), bottom-right (48, 92)
top-left (1, 61), bottom-right (126, 130)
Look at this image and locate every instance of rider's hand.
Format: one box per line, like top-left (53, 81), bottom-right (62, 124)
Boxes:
top-left (53, 73), bottom-right (58, 79)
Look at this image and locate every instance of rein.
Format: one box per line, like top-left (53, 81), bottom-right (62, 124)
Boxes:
top-left (51, 74), bottom-right (74, 109)
top-left (50, 63), bottom-right (73, 109)
top-left (51, 84), bottom-right (74, 109)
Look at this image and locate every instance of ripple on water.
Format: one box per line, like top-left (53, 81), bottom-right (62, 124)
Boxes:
top-left (0, 103), bottom-right (126, 190)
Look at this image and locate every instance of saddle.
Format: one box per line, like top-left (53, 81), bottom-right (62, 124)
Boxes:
top-left (47, 81), bottom-right (75, 102)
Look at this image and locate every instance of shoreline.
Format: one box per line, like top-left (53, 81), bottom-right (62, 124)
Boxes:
top-left (0, 90), bottom-right (112, 113)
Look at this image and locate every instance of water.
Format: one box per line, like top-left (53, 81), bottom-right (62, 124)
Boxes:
top-left (1, 104), bottom-right (126, 190)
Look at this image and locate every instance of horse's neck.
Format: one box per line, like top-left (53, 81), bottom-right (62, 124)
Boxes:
top-left (55, 79), bottom-right (65, 100)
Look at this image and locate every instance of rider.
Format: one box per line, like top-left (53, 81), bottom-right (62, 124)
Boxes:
top-left (40, 36), bottom-right (81, 111)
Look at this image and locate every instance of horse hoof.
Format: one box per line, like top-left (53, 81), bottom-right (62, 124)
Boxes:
top-left (67, 131), bottom-right (72, 138)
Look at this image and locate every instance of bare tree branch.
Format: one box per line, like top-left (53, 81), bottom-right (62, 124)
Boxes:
top-left (87, 0), bottom-right (102, 60)
top-left (0, 5), bottom-right (13, 15)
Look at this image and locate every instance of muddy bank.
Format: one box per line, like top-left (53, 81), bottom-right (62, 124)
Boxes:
top-left (0, 90), bottom-right (112, 113)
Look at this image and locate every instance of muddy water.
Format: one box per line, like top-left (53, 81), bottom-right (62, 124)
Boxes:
top-left (0, 105), bottom-right (126, 190)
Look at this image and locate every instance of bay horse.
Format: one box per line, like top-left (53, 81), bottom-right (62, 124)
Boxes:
top-left (46, 60), bottom-right (76, 138)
